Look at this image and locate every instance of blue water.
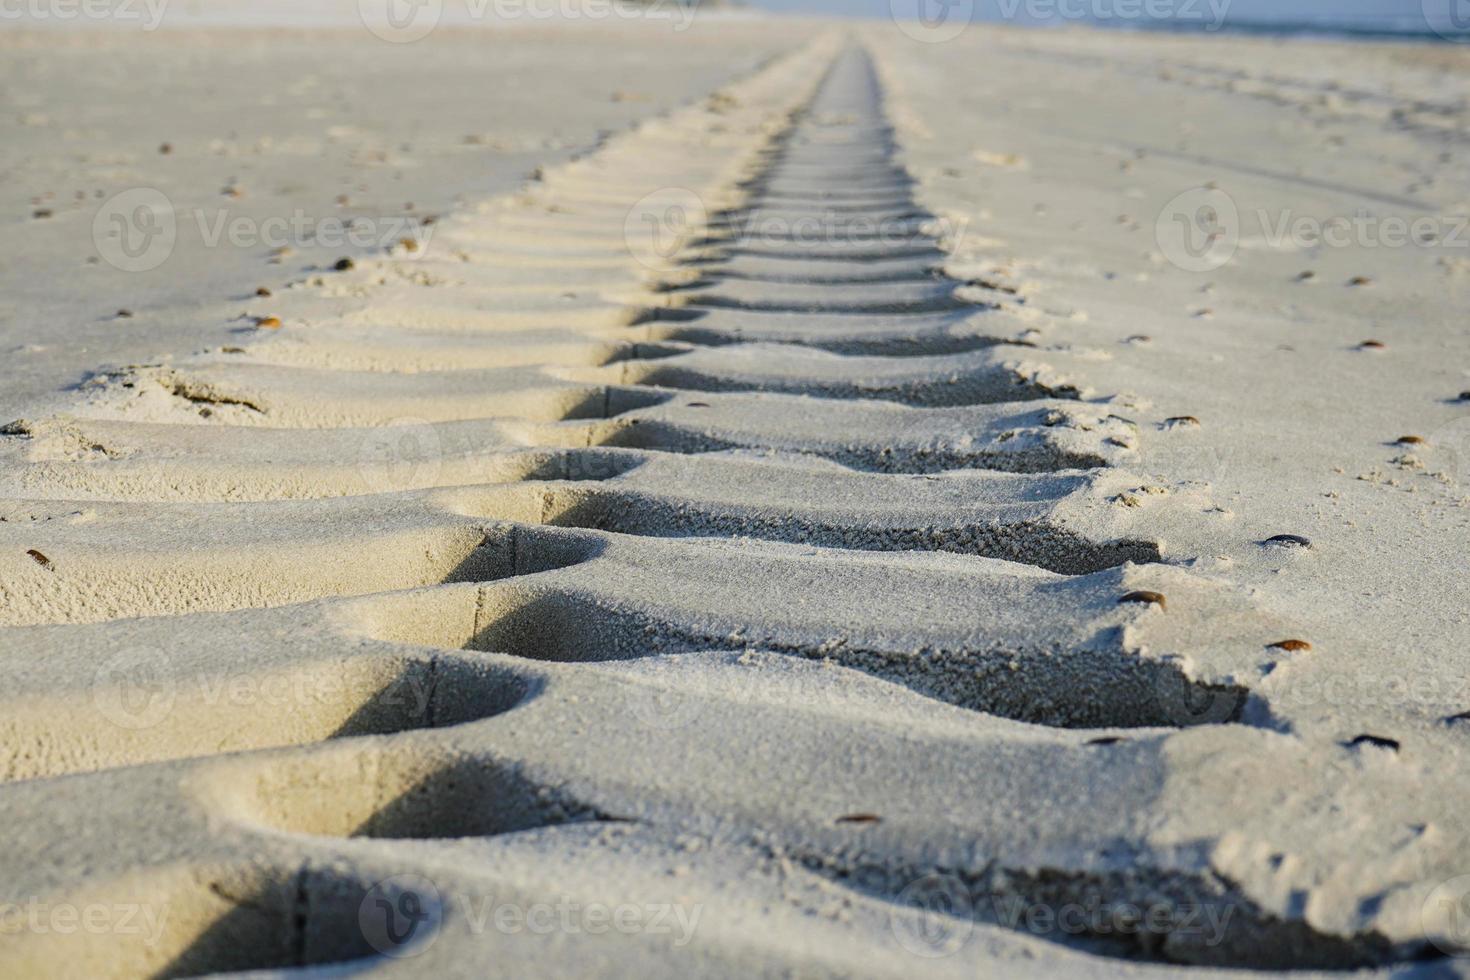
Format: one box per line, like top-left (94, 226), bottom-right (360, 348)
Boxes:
top-left (740, 0), bottom-right (1470, 42)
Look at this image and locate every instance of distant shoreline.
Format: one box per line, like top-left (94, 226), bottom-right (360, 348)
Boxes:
top-left (1101, 17), bottom-right (1466, 44)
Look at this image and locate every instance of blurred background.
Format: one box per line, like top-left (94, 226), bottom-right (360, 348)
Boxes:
top-left (753, 0), bottom-right (1466, 40)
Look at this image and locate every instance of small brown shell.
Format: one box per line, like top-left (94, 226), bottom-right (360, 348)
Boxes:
top-left (255, 287), bottom-right (272, 297)
top-left (1268, 639), bottom-right (1313, 652)
top-left (1119, 590), bottom-right (1166, 610)
top-left (256, 316), bottom-right (282, 330)
top-left (1348, 276), bottom-right (1373, 287)
top-left (333, 257), bottom-right (355, 272)
top-left (1358, 340), bottom-right (1386, 350)
top-left (26, 549), bottom-right (53, 570)
top-left (1396, 435), bottom-right (1425, 445)
top-left (835, 814), bottom-right (882, 825)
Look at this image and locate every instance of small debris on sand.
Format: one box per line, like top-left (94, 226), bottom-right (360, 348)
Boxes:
top-left (1264, 534), bottom-right (1312, 549)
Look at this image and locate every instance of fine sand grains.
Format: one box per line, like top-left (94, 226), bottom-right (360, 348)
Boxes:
top-left (2, 24), bottom-right (1470, 980)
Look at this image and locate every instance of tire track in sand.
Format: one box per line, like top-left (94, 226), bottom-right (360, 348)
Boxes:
top-left (0, 42), bottom-right (1424, 977)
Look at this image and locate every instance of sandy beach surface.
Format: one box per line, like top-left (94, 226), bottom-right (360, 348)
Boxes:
top-left (2, 4), bottom-right (1470, 977)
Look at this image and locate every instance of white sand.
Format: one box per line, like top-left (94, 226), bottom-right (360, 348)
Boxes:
top-left (2, 9), bottom-right (1470, 978)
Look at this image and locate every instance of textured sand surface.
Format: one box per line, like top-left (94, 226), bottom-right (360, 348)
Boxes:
top-left (2, 12), bottom-right (1470, 979)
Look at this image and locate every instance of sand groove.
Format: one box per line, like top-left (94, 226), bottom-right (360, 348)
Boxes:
top-left (0, 39), bottom-right (1436, 979)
